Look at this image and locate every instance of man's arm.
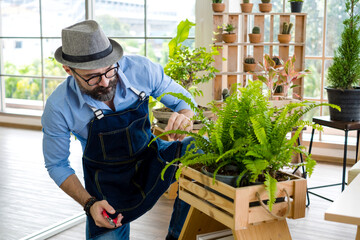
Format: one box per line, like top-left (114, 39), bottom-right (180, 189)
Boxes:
top-left (60, 174), bottom-right (123, 228)
top-left (165, 108), bottom-right (195, 141)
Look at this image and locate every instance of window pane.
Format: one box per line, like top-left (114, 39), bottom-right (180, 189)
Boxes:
top-left (323, 59), bottom-right (334, 100)
top-left (146, 39), bottom-right (170, 65)
top-left (116, 39), bottom-right (145, 56)
top-left (304, 0), bottom-right (324, 56)
top-left (43, 39), bottom-right (67, 77)
top-left (41, 0), bottom-right (85, 37)
top-left (94, 0), bottom-right (144, 37)
top-left (4, 76), bottom-right (42, 101)
top-left (45, 78), bottom-right (64, 100)
top-left (0, 0), bottom-right (40, 37)
top-left (147, 0), bottom-right (195, 37)
top-left (304, 59), bottom-right (322, 99)
top-left (325, 0), bottom-right (347, 57)
top-left (2, 39), bottom-right (42, 76)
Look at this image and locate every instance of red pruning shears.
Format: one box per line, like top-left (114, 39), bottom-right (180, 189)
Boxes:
top-left (102, 210), bottom-right (117, 227)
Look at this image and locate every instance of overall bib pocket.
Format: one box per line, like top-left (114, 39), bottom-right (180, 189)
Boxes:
top-left (98, 114), bottom-right (150, 160)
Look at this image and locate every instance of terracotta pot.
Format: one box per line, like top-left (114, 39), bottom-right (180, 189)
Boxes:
top-left (248, 33), bottom-right (261, 43)
top-left (275, 64), bottom-right (283, 69)
top-left (259, 3), bottom-right (272, 12)
top-left (278, 34), bottom-right (291, 43)
top-left (240, 3), bottom-right (253, 13)
top-left (212, 3), bottom-right (225, 12)
top-left (222, 33), bottom-right (236, 43)
top-left (243, 63), bottom-right (256, 72)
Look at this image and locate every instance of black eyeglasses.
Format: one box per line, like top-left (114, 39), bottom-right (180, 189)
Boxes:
top-left (70, 63), bottom-right (119, 86)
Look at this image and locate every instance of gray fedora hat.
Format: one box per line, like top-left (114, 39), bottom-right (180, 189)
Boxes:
top-left (54, 20), bottom-right (123, 69)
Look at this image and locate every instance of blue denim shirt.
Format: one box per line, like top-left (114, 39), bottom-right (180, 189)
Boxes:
top-left (42, 55), bottom-right (195, 186)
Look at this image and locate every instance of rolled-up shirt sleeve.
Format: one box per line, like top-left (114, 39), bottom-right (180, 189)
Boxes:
top-left (42, 102), bottom-right (75, 187)
top-left (149, 61), bottom-right (196, 112)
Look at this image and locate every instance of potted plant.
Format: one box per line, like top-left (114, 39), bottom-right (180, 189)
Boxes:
top-left (153, 19), bottom-right (220, 129)
top-left (259, 0), bottom-right (272, 13)
top-left (222, 23), bottom-right (236, 43)
top-left (278, 22), bottom-right (293, 43)
top-left (272, 56), bottom-right (283, 69)
top-left (152, 80), bottom-right (339, 212)
top-left (249, 26), bottom-right (261, 43)
top-left (212, 0), bottom-right (225, 12)
top-left (244, 56), bottom-right (256, 72)
top-left (289, 0), bottom-right (304, 13)
top-left (253, 54), bottom-right (310, 100)
top-left (240, 0), bottom-right (253, 13)
top-left (326, 0), bottom-right (360, 121)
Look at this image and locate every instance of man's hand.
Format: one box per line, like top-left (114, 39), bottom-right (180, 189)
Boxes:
top-left (90, 200), bottom-right (123, 228)
top-left (165, 109), bottom-right (194, 141)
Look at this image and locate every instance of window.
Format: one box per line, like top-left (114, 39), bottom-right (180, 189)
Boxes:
top-left (0, 0), bottom-right (195, 115)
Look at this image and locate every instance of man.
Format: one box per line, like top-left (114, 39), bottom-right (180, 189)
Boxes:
top-left (42, 20), bottom-right (196, 240)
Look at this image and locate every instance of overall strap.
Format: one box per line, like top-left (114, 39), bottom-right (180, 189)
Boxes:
top-left (89, 106), bottom-right (104, 120)
top-left (130, 87), bottom-right (147, 101)
top-left (88, 87), bottom-right (147, 120)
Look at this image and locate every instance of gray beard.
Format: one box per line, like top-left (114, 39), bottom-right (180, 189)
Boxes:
top-left (75, 75), bottom-right (118, 102)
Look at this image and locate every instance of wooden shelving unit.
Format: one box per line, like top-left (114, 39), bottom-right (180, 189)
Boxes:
top-left (212, 11), bottom-right (307, 101)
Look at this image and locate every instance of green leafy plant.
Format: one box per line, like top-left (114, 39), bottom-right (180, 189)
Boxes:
top-left (288, 0), bottom-right (303, 2)
top-left (243, 0), bottom-right (250, 3)
top-left (164, 19), bottom-right (220, 97)
top-left (261, 0), bottom-right (271, 3)
top-left (212, 0), bottom-right (223, 3)
top-left (224, 23), bottom-right (235, 34)
top-left (253, 54), bottom-right (310, 99)
top-left (252, 26), bottom-right (261, 34)
top-left (282, 22), bottom-right (293, 34)
top-left (327, 0), bottom-right (360, 89)
top-left (151, 81), bottom-right (340, 211)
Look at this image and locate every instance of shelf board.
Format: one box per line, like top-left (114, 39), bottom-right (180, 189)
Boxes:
top-left (215, 72), bottom-right (263, 76)
top-left (214, 42), bottom-right (305, 46)
top-left (213, 12), bottom-right (307, 16)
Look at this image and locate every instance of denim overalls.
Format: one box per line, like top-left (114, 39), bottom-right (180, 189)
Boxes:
top-left (82, 88), bottom-right (181, 238)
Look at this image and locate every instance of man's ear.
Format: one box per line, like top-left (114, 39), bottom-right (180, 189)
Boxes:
top-left (63, 65), bottom-right (72, 75)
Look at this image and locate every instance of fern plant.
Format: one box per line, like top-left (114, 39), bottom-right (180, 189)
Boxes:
top-left (151, 81), bottom-right (340, 211)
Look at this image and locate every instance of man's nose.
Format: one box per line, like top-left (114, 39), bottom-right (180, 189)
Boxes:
top-left (97, 75), bottom-right (110, 87)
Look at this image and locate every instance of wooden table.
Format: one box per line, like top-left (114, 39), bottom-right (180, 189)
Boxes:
top-left (307, 116), bottom-right (360, 204)
top-left (325, 174), bottom-right (360, 240)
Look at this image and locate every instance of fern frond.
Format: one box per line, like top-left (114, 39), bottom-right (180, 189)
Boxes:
top-left (264, 172), bottom-right (278, 211)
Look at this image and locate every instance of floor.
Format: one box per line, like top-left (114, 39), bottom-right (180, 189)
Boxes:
top-left (0, 126), bottom-right (357, 240)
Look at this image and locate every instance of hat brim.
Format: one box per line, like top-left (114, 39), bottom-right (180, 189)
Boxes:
top-left (54, 39), bottom-right (123, 69)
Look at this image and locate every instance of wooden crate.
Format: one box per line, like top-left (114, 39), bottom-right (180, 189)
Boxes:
top-left (179, 166), bottom-right (307, 239)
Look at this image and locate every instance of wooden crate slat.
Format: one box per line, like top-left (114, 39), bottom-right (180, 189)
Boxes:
top-left (292, 178), bottom-right (307, 219)
top-left (179, 188), bottom-right (235, 229)
top-left (181, 166), bottom-right (236, 199)
top-left (248, 201), bottom-right (294, 225)
top-left (179, 177), bottom-right (235, 215)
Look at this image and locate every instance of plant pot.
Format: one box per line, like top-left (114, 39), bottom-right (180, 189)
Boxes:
top-left (326, 87), bottom-right (360, 121)
top-left (244, 63), bottom-right (256, 72)
top-left (290, 2), bottom-right (303, 13)
top-left (222, 33), bottom-right (236, 43)
top-left (212, 3), bottom-right (225, 12)
top-left (274, 64), bottom-right (283, 69)
top-left (248, 33), bottom-right (261, 43)
top-left (201, 165), bottom-right (241, 188)
top-left (240, 3), bottom-right (253, 13)
top-left (278, 34), bottom-right (291, 43)
top-left (153, 106), bottom-right (215, 130)
top-left (259, 3), bottom-right (272, 12)
top-left (179, 166), bottom-right (306, 231)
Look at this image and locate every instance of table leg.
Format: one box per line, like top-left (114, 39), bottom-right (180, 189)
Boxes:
top-left (309, 128), bottom-right (315, 155)
top-left (356, 225), bottom-right (360, 240)
top-left (342, 130), bottom-right (348, 192)
top-left (356, 130), bottom-right (360, 163)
